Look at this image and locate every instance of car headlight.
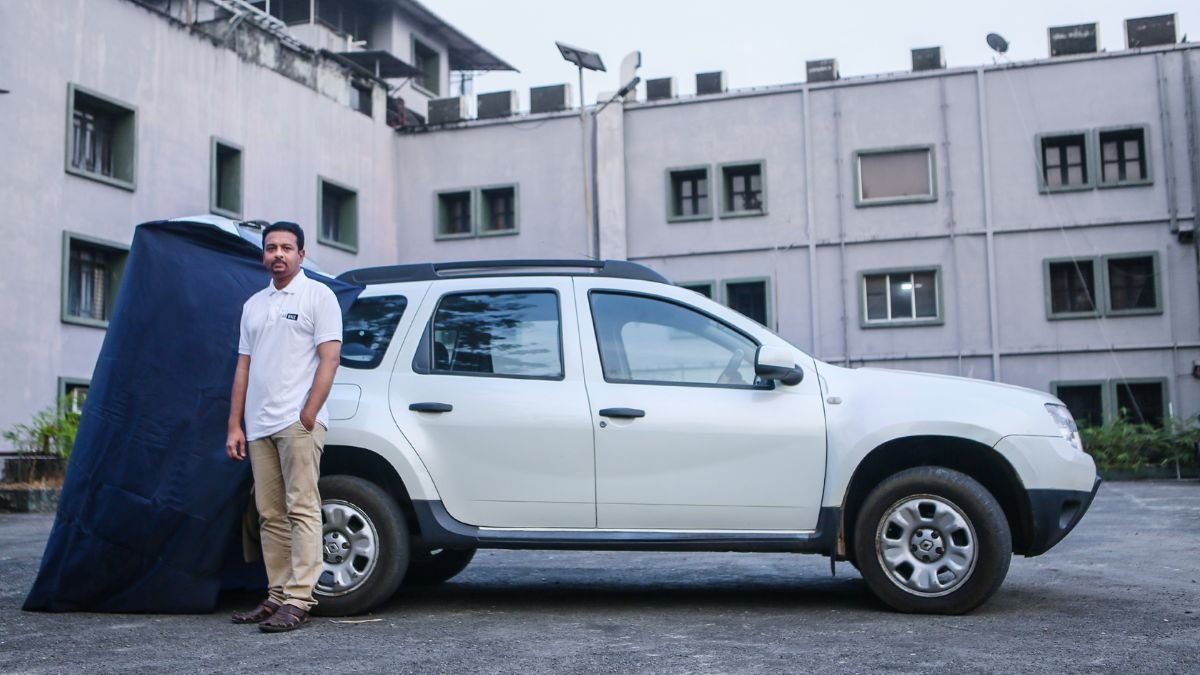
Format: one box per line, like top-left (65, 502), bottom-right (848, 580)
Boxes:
top-left (1045, 403), bottom-right (1081, 451)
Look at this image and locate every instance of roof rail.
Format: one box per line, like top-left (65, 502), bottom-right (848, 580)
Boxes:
top-left (337, 259), bottom-right (671, 285)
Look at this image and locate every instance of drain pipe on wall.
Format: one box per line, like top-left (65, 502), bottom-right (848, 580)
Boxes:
top-left (975, 67), bottom-right (1002, 382)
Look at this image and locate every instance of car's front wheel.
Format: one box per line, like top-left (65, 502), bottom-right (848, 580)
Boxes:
top-left (853, 467), bottom-right (1011, 614)
top-left (312, 475), bottom-right (409, 616)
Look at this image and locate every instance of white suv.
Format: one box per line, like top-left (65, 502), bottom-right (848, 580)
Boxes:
top-left (314, 259), bottom-right (1099, 616)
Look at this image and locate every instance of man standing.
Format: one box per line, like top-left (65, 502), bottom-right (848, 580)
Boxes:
top-left (226, 221), bottom-right (342, 633)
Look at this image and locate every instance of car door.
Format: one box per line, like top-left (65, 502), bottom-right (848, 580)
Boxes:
top-left (389, 277), bottom-right (595, 528)
top-left (575, 279), bottom-right (827, 531)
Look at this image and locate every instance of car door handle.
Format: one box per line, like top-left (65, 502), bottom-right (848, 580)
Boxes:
top-left (409, 402), bottom-right (453, 413)
top-left (598, 407), bottom-right (645, 419)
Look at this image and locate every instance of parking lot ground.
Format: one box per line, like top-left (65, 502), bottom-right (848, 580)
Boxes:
top-left (1, 480), bottom-right (1198, 674)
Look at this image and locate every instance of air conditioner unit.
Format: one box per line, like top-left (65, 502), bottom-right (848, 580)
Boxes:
top-left (807, 59), bottom-right (839, 83)
top-left (1125, 14), bottom-right (1178, 49)
top-left (912, 46), bottom-right (945, 71)
top-left (695, 71), bottom-right (727, 95)
top-left (1049, 22), bottom-right (1099, 57)
top-left (427, 96), bottom-right (469, 125)
top-left (477, 90), bottom-right (518, 119)
top-left (646, 77), bottom-right (676, 101)
top-left (530, 84), bottom-right (572, 114)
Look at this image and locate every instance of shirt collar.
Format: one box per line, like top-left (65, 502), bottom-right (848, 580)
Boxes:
top-left (269, 268), bottom-right (308, 295)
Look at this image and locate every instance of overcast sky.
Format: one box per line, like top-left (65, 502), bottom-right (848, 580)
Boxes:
top-left (429, 1), bottom-right (1187, 105)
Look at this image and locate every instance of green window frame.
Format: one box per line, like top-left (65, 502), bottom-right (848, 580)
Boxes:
top-left (318, 176), bottom-right (359, 253)
top-left (1096, 125), bottom-right (1152, 188)
top-left (411, 37), bottom-right (440, 96)
top-left (1102, 252), bottom-right (1161, 316)
top-left (1112, 378), bottom-right (1169, 428)
top-left (57, 377), bottom-right (91, 413)
top-left (718, 160), bottom-right (767, 218)
top-left (61, 232), bottom-right (129, 329)
top-left (210, 137), bottom-right (243, 219)
top-left (1035, 130), bottom-right (1094, 193)
top-left (65, 84), bottom-right (137, 191)
top-left (859, 266), bottom-right (944, 328)
top-left (1042, 252), bottom-right (1161, 319)
top-left (853, 145), bottom-right (937, 207)
top-left (721, 277), bottom-right (772, 328)
top-left (666, 165), bottom-right (712, 222)
top-left (1043, 257), bottom-right (1100, 320)
top-left (479, 184), bottom-right (519, 236)
top-left (435, 189), bottom-right (474, 240)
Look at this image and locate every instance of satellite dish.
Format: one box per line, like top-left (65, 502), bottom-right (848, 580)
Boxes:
top-left (986, 33), bottom-right (1009, 54)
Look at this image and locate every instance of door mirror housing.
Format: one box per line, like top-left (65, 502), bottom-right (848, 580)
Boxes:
top-left (755, 345), bottom-right (803, 386)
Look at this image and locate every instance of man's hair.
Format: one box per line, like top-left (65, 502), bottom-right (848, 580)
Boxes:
top-left (262, 221), bottom-right (305, 251)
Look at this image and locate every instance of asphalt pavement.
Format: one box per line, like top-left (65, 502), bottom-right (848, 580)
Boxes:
top-left (1, 481), bottom-right (1197, 674)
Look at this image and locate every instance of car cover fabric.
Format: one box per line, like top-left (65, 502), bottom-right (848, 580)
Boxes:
top-left (23, 219), bottom-right (361, 613)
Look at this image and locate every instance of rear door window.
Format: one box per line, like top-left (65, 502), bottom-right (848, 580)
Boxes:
top-left (413, 291), bottom-right (563, 379)
top-left (340, 295), bottom-right (408, 369)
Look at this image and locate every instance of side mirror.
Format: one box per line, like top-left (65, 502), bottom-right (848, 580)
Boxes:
top-left (755, 345), bottom-right (803, 386)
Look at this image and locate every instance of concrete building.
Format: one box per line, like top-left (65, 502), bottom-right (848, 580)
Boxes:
top-left (0, 0), bottom-right (1195, 441)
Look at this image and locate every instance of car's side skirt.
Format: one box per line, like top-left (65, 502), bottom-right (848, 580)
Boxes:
top-left (412, 500), bottom-right (841, 554)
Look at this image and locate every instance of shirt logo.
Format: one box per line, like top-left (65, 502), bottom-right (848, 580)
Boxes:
top-left (284, 313), bottom-right (299, 321)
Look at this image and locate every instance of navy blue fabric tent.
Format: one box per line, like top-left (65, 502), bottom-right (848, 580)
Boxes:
top-left (24, 219), bottom-right (361, 613)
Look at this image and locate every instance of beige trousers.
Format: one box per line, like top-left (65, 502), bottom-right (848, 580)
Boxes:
top-left (248, 420), bottom-right (325, 611)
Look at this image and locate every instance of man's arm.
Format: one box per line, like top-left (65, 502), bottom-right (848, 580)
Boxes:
top-left (299, 341), bottom-right (340, 432)
top-left (226, 354), bottom-right (251, 461)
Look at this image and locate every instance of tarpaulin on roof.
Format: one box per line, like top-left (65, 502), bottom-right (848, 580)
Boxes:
top-left (24, 219), bottom-right (361, 612)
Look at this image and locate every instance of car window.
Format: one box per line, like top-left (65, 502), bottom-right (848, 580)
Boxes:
top-left (590, 292), bottom-right (763, 387)
top-left (414, 291), bottom-right (563, 379)
top-left (340, 295), bottom-right (408, 369)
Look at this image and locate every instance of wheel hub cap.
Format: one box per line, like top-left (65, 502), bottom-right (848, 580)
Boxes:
top-left (317, 500), bottom-right (380, 597)
top-left (876, 494), bottom-right (977, 597)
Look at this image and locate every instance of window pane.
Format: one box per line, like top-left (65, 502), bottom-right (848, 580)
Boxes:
top-left (1115, 381), bottom-right (1164, 427)
top-left (725, 281), bottom-right (767, 326)
top-left (1123, 139), bottom-right (1140, 160)
top-left (1048, 260), bottom-right (1096, 314)
top-left (864, 275), bottom-right (888, 320)
top-left (1107, 257), bottom-right (1156, 311)
top-left (591, 293), bottom-right (759, 387)
top-left (431, 292), bottom-right (561, 378)
top-left (889, 274), bottom-right (913, 319)
top-left (1066, 166), bottom-right (1083, 185)
top-left (912, 271), bottom-right (938, 318)
top-left (341, 295), bottom-right (408, 369)
top-left (859, 150), bottom-right (931, 200)
top-left (1056, 384), bottom-right (1104, 428)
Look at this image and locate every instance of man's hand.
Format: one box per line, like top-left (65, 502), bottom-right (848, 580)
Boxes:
top-left (299, 409), bottom-right (316, 432)
top-left (226, 427), bottom-right (247, 461)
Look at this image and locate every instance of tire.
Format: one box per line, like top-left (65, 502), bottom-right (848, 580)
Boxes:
top-left (853, 467), bottom-right (1011, 615)
top-left (311, 475), bottom-right (409, 617)
top-left (402, 547), bottom-right (477, 585)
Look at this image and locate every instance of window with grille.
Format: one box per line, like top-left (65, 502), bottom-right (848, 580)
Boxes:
top-left (668, 167), bottom-right (710, 221)
top-left (1106, 254), bottom-right (1158, 314)
top-left (1046, 259), bottom-right (1098, 317)
top-left (66, 85), bottom-right (136, 190)
top-left (1039, 133), bottom-right (1089, 190)
top-left (1098, 128), bottom-right (1148, 185)
top-left (724, 280), bottom-right (769, 327)
top-left (62, 234), bottom-right (128, 327)
top-left (481, 186), bottom-right (517, 234)
top-left (210, 138), bottom-right (243, 218)
top-left (1052, 383), bottom-right (1104, 429)
top-left (437, 190), bottom-right (473, 238)
top-left (719, 162), bottom-right (765, 216)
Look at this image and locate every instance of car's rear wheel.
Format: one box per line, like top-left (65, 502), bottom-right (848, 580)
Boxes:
top-left (853, 467), bottom-right (1011, 614)
top-left (312, 475), bottom-right (408, 616)
top-left (402, 547), bottom-right (477, 585)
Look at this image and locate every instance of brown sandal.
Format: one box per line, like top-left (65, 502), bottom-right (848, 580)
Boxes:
top-left (259, 604), bottom-right (309, 633)
top-left (231, 599), bottom-right (281, 624)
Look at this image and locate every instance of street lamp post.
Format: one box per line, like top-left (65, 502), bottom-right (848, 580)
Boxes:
top-left (555, 42), bottom-right (606, 260)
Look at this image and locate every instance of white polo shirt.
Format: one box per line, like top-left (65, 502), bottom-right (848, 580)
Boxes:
top-left (238, 269), bottom-right (343, 441)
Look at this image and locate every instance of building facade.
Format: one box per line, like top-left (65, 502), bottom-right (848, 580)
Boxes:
top-left (0, 0), bottom-right (1196, 440)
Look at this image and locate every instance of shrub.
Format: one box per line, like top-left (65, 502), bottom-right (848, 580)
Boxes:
top-left (1081, 416), bottom-right (1200, 472)
top-left (2, 397), bottom-right (81, 460)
